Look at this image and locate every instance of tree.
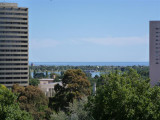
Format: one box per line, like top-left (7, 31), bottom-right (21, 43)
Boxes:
top-left (60, 70), bottom-right (65, 77)
top-left (52, 69), bottom-right (91, 112)
top-left (0, 85), bottom-right (33, 120)
top-left (12, 84), bottom-right (52, 120)
top-left (85, 72), bottom-right (92, 78)
top-left (33, 69), bottom-right (36, 78)
top-left (50, 111), bottom-right (68, 120)
top-left (29, 68), bottom-right (32, 79)
top-left (46, 70), bottom-right (49, 78)
top-left (29, 78), bottom-right (40, 86)
top-left (50, 97), bottom-right (92, 120)
top-left (34, 73), bottom-right (45, 78)
top-left (94, 75), bottom-right (99, 79)
top-left (87, 69), bottom-right (160, 120)
top-left (96, 74), bottom-right (107, 87)
top-left (67, 97), bottom-right (92, 120)
top-left (50, 73), bottom-right (61, 82)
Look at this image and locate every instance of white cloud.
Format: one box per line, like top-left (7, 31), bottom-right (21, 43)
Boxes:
top-left (29, 39), bottom-right (60, 49)
top-left (79, 36), bottom-right (148, 46)
top-left (29, 36), bottom-right (148, 50)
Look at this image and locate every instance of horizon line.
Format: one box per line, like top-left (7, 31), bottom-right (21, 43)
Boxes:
top-left (29, 61), bottom-right (149, 63)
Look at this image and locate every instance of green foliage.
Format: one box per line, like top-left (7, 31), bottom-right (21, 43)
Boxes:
top-left (31, 65), bottom-right (149, 74)
top-left (12, 84), bottom-right (52, 120)
top-left (94, 75), bottom-right (99, 79)
top-left (85, 72), bottom-right (92, 78)
top-left (50, 72), bottom-right (61, 82)
top-left (50, 98), bottom-right (92, 120)
top-left (62, 69), bottom-right (91, 98)
top-left (96, 74), bottom-right (108, 87)
top-left (87, 69), bottom-right (160, 120)
top-left (29, 78), bottom-right (40, 86)
top-left (68, 98), bottom-right (93, 120)
top-left (0, 85), bottom-right (33, 120)
top-left (51, 69), bottom-right (91, 112)
top-left (46, 70), bottom-right (49, 78)
top-left (51, 111), bottom-right (69, 120)
top-left (33, 69), bottom-right (36, 78)
top-left (60, 71), bottom-right (65, 76)
top-left (34, 73), bottom-right (45, 78)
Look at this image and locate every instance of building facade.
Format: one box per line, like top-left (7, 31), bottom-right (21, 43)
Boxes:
top-left (150, 21), bottom-right (160, 86)
top-left (39, 78), bottom-right (54, 84)
top-left (38, 82), bottom-right (62, 97)
top-left (0, 3), bottom-right (29, 87)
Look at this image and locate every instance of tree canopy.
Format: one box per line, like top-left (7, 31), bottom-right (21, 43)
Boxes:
top-left (12, 84), bottom-right (52, 120)
top-left (0, 85), bottom-right (32, 120)
top-left (29, 78), bottom-right (40, 86)
top-left (51, 69), bottom-right (91, 112)
top-left (87, 69), bottom-right (160, 120)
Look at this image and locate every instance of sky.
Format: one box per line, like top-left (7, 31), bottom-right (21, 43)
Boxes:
top-left (1, 0), bottom-right (160, 62)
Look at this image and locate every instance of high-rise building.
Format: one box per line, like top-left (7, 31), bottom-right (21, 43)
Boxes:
top-left (150, 21), bottom-right (160, 86)
top-left (0, 3), bottom-right (29, 87)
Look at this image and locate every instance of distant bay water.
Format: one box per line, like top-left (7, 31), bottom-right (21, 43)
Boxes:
top-left (30, 62), bottom-right (149, 66)
top-left (31, 62), bottom-right (149, 78)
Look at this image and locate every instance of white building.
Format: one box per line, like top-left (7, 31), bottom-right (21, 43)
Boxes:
top-left (38, 78), bottom-right (62, 97)
top-left (39, 78), bottom-right (54, 84)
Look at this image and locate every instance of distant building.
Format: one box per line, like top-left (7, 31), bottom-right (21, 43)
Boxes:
top-left (150, 21), bottom-right (160, 86)
top-left (39, 78), bottom-right (54, 84)
top-left (38, 81), bottom-right (62, 97)
top-left (31, 62), bottom-right (34, 67)
top-left (0, 3), bottom-right (29, 87)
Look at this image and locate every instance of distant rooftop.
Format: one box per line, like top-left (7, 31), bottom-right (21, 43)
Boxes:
top-left (150, 21), bottom-right (160, 22)
top-left (0, 3), bottom-right (17, 7)
top-left (39, 82), bottom-right (62, 86)
top-left (39, 79), bottom-right (54, 81)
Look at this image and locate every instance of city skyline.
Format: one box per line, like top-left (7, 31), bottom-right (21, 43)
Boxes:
top-left (3, 0), bottom-right (160, 62)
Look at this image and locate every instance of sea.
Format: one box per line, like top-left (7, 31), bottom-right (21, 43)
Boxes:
top-left (30, 62), bottom-right (149, 66)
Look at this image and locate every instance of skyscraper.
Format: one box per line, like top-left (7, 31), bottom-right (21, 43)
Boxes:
top-left (0, 3), bottom-right (29, 87)
top-left (150, 21), bottom-right (160, 86)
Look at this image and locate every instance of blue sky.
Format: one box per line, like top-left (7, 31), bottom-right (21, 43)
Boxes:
top-left (2, 0), bottom-right (160, 62)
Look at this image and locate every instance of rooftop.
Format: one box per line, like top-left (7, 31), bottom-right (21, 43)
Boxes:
top-left (0, 3), bottom-right (17, 7)
top-left (39, 79), bottom-right (54, 81)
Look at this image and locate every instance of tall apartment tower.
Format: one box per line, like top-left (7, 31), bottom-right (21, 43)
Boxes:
top-left (150, 21), bottom-right (160, 86)
top-left (0, 3), bottom-right (29, 87)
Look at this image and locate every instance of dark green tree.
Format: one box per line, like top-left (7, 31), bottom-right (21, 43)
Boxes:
top-left (50, 97), bottom-right (92, 120)
top-left (85, 72), bottom-right (92, 78)
top-left (29, 78), bottom-right (40, 86)
top-left (60, 71), bottom-right (65, 77)
top-left (52, 69), bottom-right (91, 112)
top-left (0, 85), bottom-right (33, 120)
top-left (46, 70), bottom-right (49, 78)
top-left (87, 69), bottom-right (160, 120)
top-left (96, 74), bottom-right (107, 87)
top-left (50, 72), bottom-right (61, 82)
top-left (33, 69), bottom-right (36, 78)
top-left (94, 75), bottom-right (99, 79)
top-left (12, 84), bottom-right (52, 120)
